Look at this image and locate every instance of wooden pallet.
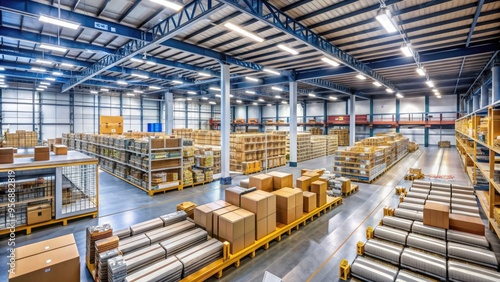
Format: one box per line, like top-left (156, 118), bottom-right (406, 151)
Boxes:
top-left (342, 184), bottom-right (359, 197)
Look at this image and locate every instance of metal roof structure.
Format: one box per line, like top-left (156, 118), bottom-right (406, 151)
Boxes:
top-left (0, 0), bottom-right (498, 104)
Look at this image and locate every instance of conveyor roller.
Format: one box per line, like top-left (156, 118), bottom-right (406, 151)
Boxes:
top-left (451, 193), bottom-right (476, 201)
top-left (403, 197), bottom-right (426, 205)
top-left (447, 229), bottom-right (489, 248)
top-left (364, 239), bottom-right (404, 265)
top-left (398, 202), bottom-right (424, 212)
top-left (409, 188), bottom-right (430, 194)
top-left (451, 198), bottom-right (476, 206)
top-left (406, 233), bottom-right (446, 256)
top-left (395, 208), bottom-right (423, 221)
top-left (400, 248), bottom-right (447, 279)
top-left (426, 195), bottom-right (450, 204)
top-left (351, 256), bottom-right (399, 282)
top-left (451, 210), bottom-right (480, 217)
top-left (411, 221), bottom-right (446, 240)
top-left (406, 192), bottom-right (428, 200)
top-left (448, 242), bottom-right (498, 268)
top-left (428, 190), bottom-right (450, 198)
top-left (413, 180), bottom-right (431, 187)
top-left (448, 259), bottom-right (500, 282)
top-left (396, 269), bottom-right (438, 282)
top-left (374, 225), bottom-right (409, 245)
top-left (382, 216), bottom-right (413, 232)
top-left (450, 203), bottom-right (479, 214)
top-left (431, 183), bottom-right (450, 189)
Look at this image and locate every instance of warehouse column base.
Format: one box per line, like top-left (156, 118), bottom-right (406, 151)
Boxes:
top-left (220, 177), bottom-right (232, 185)
top-left (289, 162), bottom-right (297, 167)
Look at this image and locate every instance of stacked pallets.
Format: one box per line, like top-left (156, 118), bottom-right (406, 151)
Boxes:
top-left (330, 129), bottom-right (349, 146)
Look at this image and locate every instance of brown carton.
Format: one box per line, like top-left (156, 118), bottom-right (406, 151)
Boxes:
top-left (303, 191), bottom-right (317, 212)
top-left (295, 204), bottom-right (303, 220)
top-left (244, 231), bottom-right (255, 247)
top-left (34, 146), bottom-right (50, 161)
top-left (219, 212), bottom-right (245, 241)
top-left (225, 186), bottom-right (248, 206)
top-left (256, 217), bottom-right (267, 240)
top-left (27, 204), bottom-right (51, 225)
top-left (296, 176), bottom-right (312, 191)
top-left (254, 190), bottom-right (276, 215)
top-left (53, 145), bottom-right (68, 155)
top-left (317, 193), bottom-right (327, 207)
top-left (276, 207), bottom-right (295, 224)
top-left (303, 172), bottom-right (320, 182)
top-left (233, 208), bottom-right (255, 233)
top-left (249, 174), bottom-right (273, 192)
top-left (241, 192), bottom-right (267, 220)
top-left (55, 138), bottom-right (62, 144)
top-left (272, 189), bottom-right (295, 210)
top-left (194, 202), bottom-right (226, 235)
top-left (214, 200), bottom-right (232, 208)
top-left (15, 234), bottom-right (75, 260)
top-left (423, 202), bottom-right (449, 229)
top-left (311, 181), bottom-right (327, 195)
top-left (0, 147), bottom-right (14, 164)
top-left (213, 205), bottom-right (239, 239)
top-left (267, 213), bottom-right (276, 234)
top-left (266, 171), bottom-right (293, 190)
top-left (449, 213), bottom-right (485, 236)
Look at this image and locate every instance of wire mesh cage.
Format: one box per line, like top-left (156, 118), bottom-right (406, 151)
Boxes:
top-left (61, 164), bottom-right (97, 215)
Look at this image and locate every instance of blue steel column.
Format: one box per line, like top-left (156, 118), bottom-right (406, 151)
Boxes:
top-left (185, 101), bottom-right (188, 128)
top-left (323, 101), bottom-right (328, 135)
top-left (220, 63), bottom-right (232, 185)
top-left (69, 90), bottom-right (74, 133)
top-left (349, 95), bottom-right (356, 146)
top-left (97, 95), bottom-right (101, 134)
top-left (0, 90), bottom-right (2, 132)
top-left (119, 93), bottom-right (123, 116)
top-left (140, 96), bottom-right (144, 132)
top-left (481, 84), bottom-right (489, 108)
top-left (245, 105), bottom-right (249, 132)
top-left (473, 94), bottom-right (479, 111)
top-left (425, 95), bottom-right (429, 147)
top-left (289, 81), bottom-right (298, 167)
top-left (369, 98), bottom-right (374, 137)
top-left (493, 60), bottom-right (500, 102)
top-left (275, 104), bottom-right (279, 131)
top-left (198, 104), bottom-right (202, 130)
top-left (302, 102), bottom-right (307, 131)
top-left (395, 99), bottom-right (400, 133)
top-left (38, 91), bottom-right (42, 140)
top-left (165, 92), bottom-right (173, 135)
top-left (258, 105), bottom-right (263, 132)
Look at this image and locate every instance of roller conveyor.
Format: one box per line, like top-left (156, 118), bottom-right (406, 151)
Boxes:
top-left (424, 200), bottom-right (449, 208)
top-left (403, 197), bottom-right (426, 205)
top-left (351, 256), bottom-right (399, 282)
top-left (430, 187), bottom-right (450, 193)
top-left (382, 216), bottom-right (413, 232)
top-left (395, 208), bottom-right (422, 221)
top-left (400, 248), bottom-right (447, 280)
top-left (448, 242), bottom-right (498, 268)
top-left (450, 209), bottom-right (480, 218)
top-left (396, 269), bottom-right (438, 282)
top-left (428, 190), bottom-right (450, 197)
top-left (398, 202), bottom-right (424, 212)
top-left (406, 192), bottom-right (429, 200)
top-left (413, 180), bottom-right (431, 187)
top-left (451, 184), bottom-right (474, 191)
top-left (450, 203), bottom-right (479, 214)
top-left (447, 229), bottom-right (489, 248)
top-left (406, 234), bottom-right (447, 256)
top-left (411, 221), bottom-right (446, 240)
top-left (451, 188), bottom-right (475, 196)
top-left (374, 225), bottom-right (409, 245)
top-left (426, 195), bottom-right (450, 204)
top-left (451, 198), bottom-right (477, 206)
top-left (448, 259), bottom-right (500, 282)
top-left (364, 239), bottom-right (404, 265)
top-left (450, 193), bottom-right (476, 201)
top-left (431, 183), bottom-right (451, 189)
top-left (409, 188), bottom-right (430, 194)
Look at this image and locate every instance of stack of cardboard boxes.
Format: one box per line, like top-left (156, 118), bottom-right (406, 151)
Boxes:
top-left (219, 209), bottom-right (255, 254)
top-left (241, 191), bottom-right (276, 241)
top-left (0, 147), bottom-right (14, 164)
top-left (272, 188), bottom-right (303, 224)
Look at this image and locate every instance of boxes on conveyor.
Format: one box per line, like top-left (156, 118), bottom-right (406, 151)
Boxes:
top-left (423, 202), bottom-right (449, 229)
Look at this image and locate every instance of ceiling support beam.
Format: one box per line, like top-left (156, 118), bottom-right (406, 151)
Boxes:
top-left (466, 0), bottom-right (485, 47)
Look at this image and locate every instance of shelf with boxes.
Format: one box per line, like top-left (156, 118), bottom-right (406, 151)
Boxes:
top-left (3, 130), bottom-right (39, 148)
top-left (65, 133), bottom-right (183, 196)
top-left (455, 106), bottom-right (500, 238)
top-left (329, 128), bottom-right (349, 146)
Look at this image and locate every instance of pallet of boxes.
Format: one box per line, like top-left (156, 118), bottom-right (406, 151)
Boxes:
top-left (438, 141), bottom-right (451, 148)
top-left (404, 167), bottom-right (425, 180)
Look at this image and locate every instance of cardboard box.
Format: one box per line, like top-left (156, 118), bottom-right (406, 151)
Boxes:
top-left (219, 212), bottom-right (245, 254)
top-left (55, 138), bottom-right (62, 144)
top-left (276, 207), bottom-right (295, 224)
top-left (303, 172), bottom-right (320, 182)
top-left (239, 179), bottom-right (249, 188)
top-left (15, 234), bottom-right (75, 260)
top-left (253, 190), bottom-right (276, 215)
top-left (449, 213), bottom-right (485, 236)
top-left (311, 181), bottom-right (327, 208)
top-left (423, 202), bottom-right (450, 229)
top-left (213, 200), bottom-right (232, 208)
top-left (53, 145), bottom-right (68, 155)
top-left (267, 213), bottom-right (276, 234)
top-left (317, 193), bottom-right (327, 207)
top-left (213, 205), bottom-right (239, 239)
top-left (241, 192), bottom-right (267, 220)
top-left (34, 146), bottom-right (50, 161)
top-left (296, 176), bottom-right (312, 191)
top-left (27, 204), bottom-right (52, 225)
top-left (9, 243), bottom-right (79, 282)
top-left (233, 209), bottom-right (255, 234)
top-left (194, 202), bottom-right (226, 235)
top-left (266, 171), bottom-right (293, 190)
top-left (303, 191), bottom-right (317, 213)
top-left (249, 174), bottom-right (273, 192)
top-left (256, 217), bottom-right (267, 240)
top-left (244, 231), bottom-right (255, 248)
top-left (225, 186), bottom-right (248, 206)
top-left (295, 204), bottom-right (303, 220)
top-left (272, 189), bottom-right (295, 210)
top-left (0, 147), bottom-right (14, 164)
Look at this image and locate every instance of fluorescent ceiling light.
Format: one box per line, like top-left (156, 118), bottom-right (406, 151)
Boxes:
top-left (61, 63), bottom-right (74, 67)
top-left (38, 15), bottom-right (80, 30)
top-left (274, 95), bottom-right (282, 99)
top-left (432, 89), bottom-right (438, 93)
top-left (321, 57), bottom-right (340, 67)
top-left (271, 86), bottom-right (283, 91)
top-left (145, 61), bottom-right (156, 66)
top-left (39, 44), bottom-right (67, 53)
top-left (209, 101), bottom-right (216, 104)
top-left (130, 58), bottom-right (144, 63)
top-left (236, 100), bottom-right (242, 103)
top-left (36, 59), bottom-right (52, 64)
top-left (39, 85), bottom-right (47, 89)
top-left (426, 80), bottom-right (434, 87)
top-left (386, 88), bottom-right (394, 93)
top-left (187, 91), bottom-right (196, 95)
top-left (132, 74), bottom-right (149, 79)
top-left (31, 67), bottom-right (46, 72)
top-left (281, 101), bottom-right (287, 104)
top-left (258, 98), bottom-right (265, 102)
top-left (45, 77), bottom-right (56, 81)
top-left (36, 88), bottom-right (44, 91)
top-left (117, 80), bottom-right (128, 85)
top-left (0, 67), bottom-right (4, 71)
top-left (202, 97), bottom-right (208, 100)
top-left (40, 82), bottom-right (50, 85)
top-left (267, 104), bottom-right (272, 106)
top-left (437, 95), bottom-right (442, 99)
top-left (149, 86), bottom-right (161, 90)
top-left (215, 94), bottom-right (221, 97)
top-left (172, 80), bottom-right (183, 84)
top-left (396, 93), bottom-right (404, 98)
top-left (245, 76), bottom-right (259, 82)
top-left (356, 74), bottom-right (367, 80)
top-left (400, 43), bottom-right (413, 57)
top-left (126, 93), bottom-right (135, 96)
top-left (0, 85), bottom-right (7, 88)
top-left (0, 75), bottom-right (4, 78)
top-left (198, 72), bottom-right (211, 77)
top-left (209, 87), bottom-right (221, 91)
top-left (375, 7), bottom-right (398, 33)
top-left (52, 71), bottom-right (63, 76)
top-left (329, 96), bottom-right (337, 100)
top-left (224, 22), bottom-right (264, 43)
top-left (263, 68), bottom-right (280, 75)
top-left (186, 98), bottom-right (192, 101)
top-left (373, 81), bottom-right (382, 87)
top-left (245, 90), bottom-right (256, 94)
top-left (434, 92), bottom-right (440, 96)
top-left (308, 93), bottom-right (316, 97)
top-left (134, 90), bottom-right (144, 93)
top-left (252, 102), bottom-right (258, 105)
top-left (416, 67), bottom-right (425, 76)
top-left (100, 88), bottom-right (109, 92)
top-left (230, 94), bottom-right (234, 98)
top-left (277, 44), bottom-right (299, 55)
top-left (149, 0), bottom-right (183, 11)
top-left (90, 91), bottom-right (98, 94)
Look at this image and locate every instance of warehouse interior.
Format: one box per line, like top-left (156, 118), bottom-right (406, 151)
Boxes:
top-left (0, 0), bottom-right (499, 281)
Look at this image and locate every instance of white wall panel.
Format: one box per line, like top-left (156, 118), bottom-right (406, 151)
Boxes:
top-left (327, 102), bottom-right (346, 115)
top-left (355, 100), bottom-right (370, 115)
top-left (400, 127), bottom-right (425, 144)
top-left (235, 106), bottom-right (246, 119)
top-left (373, 99), bottom-right (395, 114)
top-left (429, 128), bottom-right (456, 145)
top-left (248, 106), bottom-right (259, 119)
top-left (401, 97), bottom-right (424, 113)
top-left (278, 104), bottom-right (290, 118)
top-left (263, 105), bottom-right (275, 118)
top-left (306, 102), bottom-right (323, 119)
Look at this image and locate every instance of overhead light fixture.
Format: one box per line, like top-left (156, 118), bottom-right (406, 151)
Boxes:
top-left (130, 58), bottom-right (144, 63)
top-left (277, 44), bottom-right (299, 55)
top-left (172, 80), bottom-right (183, 84)
top-left (215, 94), bottom-right (221, 97)
top-left (375, 7), bottom-right (398, 33)
top-left (117, 80), bottom-right (128, 85)
top-left (329, 96), bottom-right (337, 100)
top-left (274, 95), bottom-right (282, 99)
top-left (36, 59), bottom-right (53, 64)
top-left (245, 90), bottom-right (256, 94)
top-left (39, 85), bottom-right (47, 89)
top-left (0, 67), bottom-right (4, 71)
top-left (145, 61), bottom-right (156, 66)
top-left (308, 93), bottom-right (316, 97)
top-left (0, 75), bottom-right (4, 78)
top-left (198, 72), bottom-right (211, 77)
top-left (90, 90), bottom-right (98, 94)
top-left (267, 103), bottom-right (272, 106)
top-left (416, 67), bottom-right (425, 76)
top-left (45, 77), bottom-right (56, 81)
top-left (258, 98), bottom-right (265, 102)
top-left (52, 71), bottom-right (63, 76)
top-left (100, 88), bottom-right (109, 92)
top-left (31, 67), bottom-right (46, 72)
top-left (434, 91), bottom-right (440, 96)
top-left (38, 15), bottom-right (80, 30)
top-left (132, 74), bottom-right (149, 79)
top-left (281, 101), bottom-right (287, 104)
top-left (0, 84), bottom-right (7, 88)
top-left (426, 80), bottom-right (434, 87)
top-left (437, 95), bottom-right (442, 99)
top-left (209, 87), bottom-right (221, 91)
top-left (209, 101), bottom-right (216, 105)
top-left (187, 91), bottom-right (196, 95)
top-left (396, 93), bottom-right (404, 98)
top-left (36, 87), bottom-right (44, 91)
top-left (202, 97), bottom-right (208, 100)
top-left (271, 86), bottom-right (283, 91)
top-left (61, 63), bottom-right (74, 67)
top-left (186, 98), bottom-right (192, 101)
top-left (432, 89), bottom-right (438, 93)
top-left (40, 82), bottom-right (50, 85)
top-left (134, 90), bottom-right (144, 93)
top-left (149, 0), bottom-right (183, 11)
top-left (252, 102), bottom-right (258, 105)
top-left (356, 74), bottom-right (367, 80)
top-left (263, 68), bottom-right (280, 76)
top-left (39, 44), bottom-right (67, 53)
top-left (386, 88), bottom-right (394, 93)
top-left (230, 94), bottom-right (234, 98)
top-left (149, 86), bottom-right (161, 90)
top-left (236, 100), bottom-right (242, 104)
top-left (400, 43), bottom-right (413, 57)
top-left (321, 57), bottom-right (340, 67)
top-left (245, 76), bottom-right (259, 82)
top-left (126, 93), bottom-right (135, 96)
top-left (373, 81), bottom-right (382, 87)
top-left (224, 22), bottom-right (264, 43)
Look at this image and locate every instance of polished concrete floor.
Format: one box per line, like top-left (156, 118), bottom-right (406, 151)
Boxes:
top-left (0, 146), bottom-right (496, 282)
